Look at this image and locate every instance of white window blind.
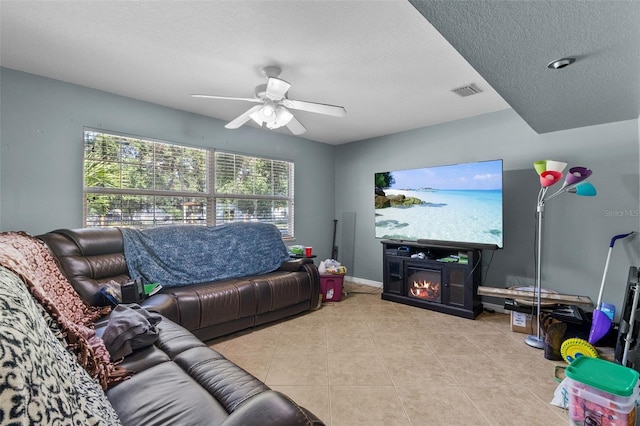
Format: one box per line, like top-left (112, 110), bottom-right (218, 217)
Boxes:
top-left (83, 129), bottom-right (295, 238)
top-left (214, 152), bottom-right (294, 237)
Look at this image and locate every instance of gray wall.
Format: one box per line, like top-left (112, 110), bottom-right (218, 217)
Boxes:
top-left (334, 109), bottom-right (640, 311)
top-left (2, 67), bottom-right (640, 313)
top-left (0, 68), bottom-right (337, 260)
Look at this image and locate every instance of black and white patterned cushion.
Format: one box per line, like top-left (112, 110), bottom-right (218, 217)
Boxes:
top-left (0, 266), bottom-right (121, 425)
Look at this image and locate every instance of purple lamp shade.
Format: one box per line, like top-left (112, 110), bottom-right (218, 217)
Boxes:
top-left (564, 167), bottom-right (592, 186)
top-left (540, 170), bottom-right (562, 187)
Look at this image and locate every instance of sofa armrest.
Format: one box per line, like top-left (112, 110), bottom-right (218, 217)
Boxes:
top-left (221, 391), bottom-right (325, 426)
top-left (140, 294), bottom-right (180, 323)
top-left (278, 258), bottom-right (314, 272)
top-left (38, 228), bottom-right (129, 306)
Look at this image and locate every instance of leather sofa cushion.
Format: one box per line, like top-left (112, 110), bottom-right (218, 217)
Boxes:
top-left (106, 361), bottom-right (230, 425)
top-left (173, 346), bottom-right (269, 413)
top-left (97, 315), bottom-right (205, 371)
top-left (103, 314), bottom-right (277, 425)
top-left (163, 279), bottom-right (257, 331)
top-left (220, 391), bottom-right (326, 426)
top-left (164, 270), bottom-right (313, 331)
top-left (102, 313), bottom-right (270, 413)
top-left (252, 272), bottom-right (312, 313)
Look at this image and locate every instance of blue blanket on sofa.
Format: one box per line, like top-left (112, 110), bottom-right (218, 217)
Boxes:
top-left (120, 223), bottom-right (290, 288)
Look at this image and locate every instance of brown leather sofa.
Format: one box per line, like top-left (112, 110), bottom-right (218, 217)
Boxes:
top-left (33, 227), bottom-right (325, 425)
top-left (98, 313), bottom-right (324, 425)
top-left (0, 247), bottom-right (324, 426)
top-left (40, 227), bottom-right (321, 341)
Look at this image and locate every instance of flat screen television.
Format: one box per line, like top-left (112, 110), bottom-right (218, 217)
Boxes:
top-left (374, 159), bottom-right (503, 250)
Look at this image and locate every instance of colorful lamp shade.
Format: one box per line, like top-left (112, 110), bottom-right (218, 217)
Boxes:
top-left (563, 167), bottom-right (592, 187)
top-left (540, 170), bottom-right (562, 187)
top-left (534, 160), bottom-right (546, 175)
top-left (534, 160), bottom-right (568, 176)
top-left (569, 181), bottom-right (597, 197)
top-left (545, 160), bottom-right (568, 173)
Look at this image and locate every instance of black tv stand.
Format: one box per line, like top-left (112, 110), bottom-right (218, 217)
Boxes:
top-left (381, 240), bottom-right (483, 319)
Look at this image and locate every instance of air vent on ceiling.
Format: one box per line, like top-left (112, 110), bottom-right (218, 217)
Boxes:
top-left (452, 84), bottom-right (482, 97)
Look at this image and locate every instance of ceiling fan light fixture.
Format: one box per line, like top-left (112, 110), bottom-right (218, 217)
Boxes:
top-left (266, 106), bottom-right (294, 130)
top-left (277, 106), bottom-right (294, 125)
top-left (252, 99), bottom-right (277, 123)
top-left (262, 105), bottom-right (274, 117)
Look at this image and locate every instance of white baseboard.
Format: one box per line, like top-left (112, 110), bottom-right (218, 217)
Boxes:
top-left (344, 276), bottom-right (382, 288)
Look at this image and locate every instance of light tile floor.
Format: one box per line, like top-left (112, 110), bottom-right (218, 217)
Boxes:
top-left (208, 284), bottom-right (569, 425)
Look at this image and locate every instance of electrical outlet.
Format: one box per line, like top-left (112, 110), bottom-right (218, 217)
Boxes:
top-left (506, 275), bottom-right (535, 288)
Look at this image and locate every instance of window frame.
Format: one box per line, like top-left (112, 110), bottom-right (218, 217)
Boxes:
top-left (82, 128), bottom-right (295, 239)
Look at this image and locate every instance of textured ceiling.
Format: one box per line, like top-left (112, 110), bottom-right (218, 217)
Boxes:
top-left (0, 0), bottom-right (509, 144)
top-left (1, 1), bottom-right (638, 144)
top-left (410, 0), bottom-right (640, 134)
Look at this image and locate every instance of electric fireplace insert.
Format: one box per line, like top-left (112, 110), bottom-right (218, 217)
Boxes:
top-left (381, 240), bottom-right (483, 319)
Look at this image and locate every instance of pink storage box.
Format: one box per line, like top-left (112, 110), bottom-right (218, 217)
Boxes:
top-left (320, 274), bottom-right (344, 302)
top-left (566, 377), bottom-right (639, 426)
top-left (565, 357), bottom-right (640, 426)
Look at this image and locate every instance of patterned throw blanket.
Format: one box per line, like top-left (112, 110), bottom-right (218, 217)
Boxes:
top-left (0, 266), bottom-right (122, 425)
top-left (120, 222), bottom-right (290, 287)
top-left (0, 232), bottom-right (129, 390)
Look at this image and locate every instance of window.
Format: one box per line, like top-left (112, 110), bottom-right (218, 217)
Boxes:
top-left (83, 130), bottom-right (295, 238)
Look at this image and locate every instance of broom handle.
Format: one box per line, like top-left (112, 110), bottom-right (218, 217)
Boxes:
top-left (595, 248), bottom-right (612, 308)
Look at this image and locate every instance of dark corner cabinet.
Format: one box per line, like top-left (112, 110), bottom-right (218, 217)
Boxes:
top-left (381, 240), bottom-right (483, 319)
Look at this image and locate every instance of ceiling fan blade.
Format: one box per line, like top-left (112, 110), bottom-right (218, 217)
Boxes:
top-left (225, 105), bottom-right (264, 129)
top-left (192, 94), bottom-right (262, 103)
top-left (265, 77), bottom-right (291, 100)
top-left (249, 109), bottom-right (264, 125)
top-left (286, 115), bottom-right (307, 135)
top-left (282, 99), bottom-right (346, 117)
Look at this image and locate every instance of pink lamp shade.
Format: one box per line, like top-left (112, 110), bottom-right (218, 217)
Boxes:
top-left (540, 170), bottom-right (562, 187)
top-left (564, 166), bottom-right (592, 186)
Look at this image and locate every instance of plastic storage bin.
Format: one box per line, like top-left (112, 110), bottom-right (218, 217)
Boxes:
top-left (565, 356), bottom-right (640, 426)
top-left (320, 274), bottom-right (344, 302)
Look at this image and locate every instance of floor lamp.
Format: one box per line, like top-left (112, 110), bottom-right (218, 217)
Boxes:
top-left (525, 160), bottom-right (597, 349)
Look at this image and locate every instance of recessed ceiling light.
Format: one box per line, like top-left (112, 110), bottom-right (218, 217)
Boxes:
top-left (547, 57), bottom-right (576, 70)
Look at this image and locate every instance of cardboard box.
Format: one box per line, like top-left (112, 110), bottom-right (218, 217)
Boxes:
top-left (510, 311), bottom-right (537, 334)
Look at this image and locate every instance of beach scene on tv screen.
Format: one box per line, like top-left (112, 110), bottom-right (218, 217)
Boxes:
top-left (374, 160), bottom-right (503, 247)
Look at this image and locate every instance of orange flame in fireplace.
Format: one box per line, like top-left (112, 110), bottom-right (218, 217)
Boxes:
top-left (410, 280), bottom-right (440, 300)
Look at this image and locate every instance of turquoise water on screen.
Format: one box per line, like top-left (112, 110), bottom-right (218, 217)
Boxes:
top-left (375, 189), bottom-right (503, 247)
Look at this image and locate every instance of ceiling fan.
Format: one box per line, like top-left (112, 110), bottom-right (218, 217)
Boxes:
top-left (192, 66), bottom-right (346, 135)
